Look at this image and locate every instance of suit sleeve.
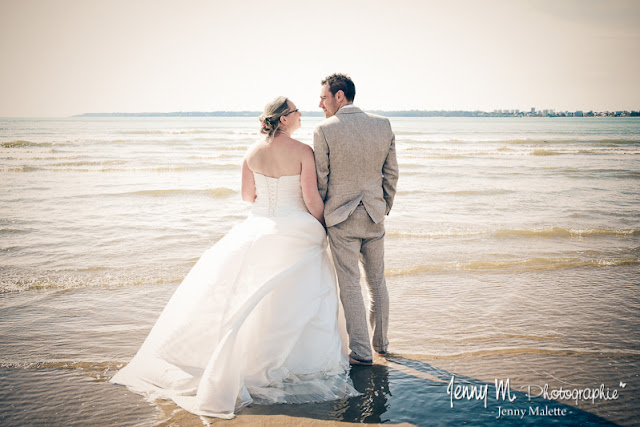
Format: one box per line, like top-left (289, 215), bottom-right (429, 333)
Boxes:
top-left (382, 126), bottom-right (399, 214)
top-left (313, 125), bottom-right (330, 201)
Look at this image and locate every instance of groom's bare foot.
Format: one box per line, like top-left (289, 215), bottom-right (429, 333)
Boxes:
top-left (349, 356), bottom-right (373, 366)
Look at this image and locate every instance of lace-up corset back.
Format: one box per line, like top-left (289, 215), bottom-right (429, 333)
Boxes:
top-left (252, 173), bottom-right (307, 217)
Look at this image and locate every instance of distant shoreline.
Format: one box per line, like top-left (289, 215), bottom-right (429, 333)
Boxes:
top-left (73, 110), bottom-right (640, 118)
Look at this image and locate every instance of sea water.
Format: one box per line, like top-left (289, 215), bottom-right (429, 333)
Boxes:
top-left (1, 116), bottom-right (638, 425)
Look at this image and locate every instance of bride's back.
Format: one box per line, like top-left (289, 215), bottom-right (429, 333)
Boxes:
top-left (241, 98), bottom-right (324, 224)
top-left (246, 135), bottom-right (305, 178)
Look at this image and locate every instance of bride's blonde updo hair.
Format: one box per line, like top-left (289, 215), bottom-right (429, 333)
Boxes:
top-left (259, 96), bottom-right (291, 140)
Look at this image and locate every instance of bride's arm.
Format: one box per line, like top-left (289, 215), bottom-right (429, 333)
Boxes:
top-left (241, 156), bottom-right (256, 203)
top-left (300, 145), bottom-right (325, 226)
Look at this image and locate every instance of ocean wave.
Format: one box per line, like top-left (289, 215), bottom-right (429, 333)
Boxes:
top-left (68, 137), bottom-right (250, 147)
top-left (51, 160), bottom-right (127, 167)
top-left (396, 189), bottom-right (426, 195)
top-left (541, 167), bottom-right (640, 178)
top-left (233, 130), bottom-right (259, 136)
top-left (1, 140), bottom-right (53, 148)
top-left (387, 227), bottom-right (640, 240)
top-left (97, 164), bottom-right (239, 172)
top-left (0, 166), bottom-right (41, 172)
top-left (531, 149), bottom-right (560, 156)
top-left (0, 164), bottom-right (239, 173)
top-left (394, 131), bottom-right (428, 136)
top-left (397, 162), bottom-right (433, 168)
top-left (402, 138), bottom-right (640, 146)
top-left (206, 145), bottom-right (250, 151)
top-left (403, 141), bottom-right (461, 148)
top-left (0, 360), bottom-right (122, 382)
top-left (161, 136), bottom-right (246, 144)
top-left (403, 154), bottom-right (475, 160)
top-left (119, 129), bottom-right (210, 135)
top-left (397, 170), bottom-right (426, 176)
top-left (494, 227), bottom-right (640, 238)
top-left (386, 230), bottom-right (489, 239)
top-left (115, 188), bottom-right (236, 198)
top-left (6, 155), bottom-right (80, 161)
top-left (599, 139), bottom-right (640, 144)
top-left (0, 228), bottom-right (30, 234)
top-left (0, 360), bottom-right (121, 372)
top-left (108, 138), bottom-right (215, 145)
top-left (505, 139), bottom-right (555, 145)
top-left (0, 272), bottom-right (184, 294)
top-left (622, 172), bottom-right (640, 179)
top-left (440, 333), bottom-right (560, 343)
top-left (1, 140), bottom-right (78, 148)
top-left (189, 153), bottom-right (243, 160)
top-left (3, 166), bottom-right (94, 172)
top-left (403, 347), bottom-right (640, 360)
top-left (385, 257), bottom-right (639, 275)
top-left (578, 148), bottom-right (640, 155)
top-left (187, 136), bottom-right (242, 142)
top-left (402, 147), bottom-right (639, 159)
top-left (442, 189), bottom-right (514, 196)
top-left (506, 138), bottom-right (640, 145)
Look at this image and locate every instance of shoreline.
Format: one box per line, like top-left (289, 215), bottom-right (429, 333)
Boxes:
top-left (0, 280), bottom-right (633, 426)
top-left (0, 347), bottom-right (626, 426)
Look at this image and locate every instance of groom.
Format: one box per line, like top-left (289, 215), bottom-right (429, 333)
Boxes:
top-left (314, 73), bottom-right (399, 365)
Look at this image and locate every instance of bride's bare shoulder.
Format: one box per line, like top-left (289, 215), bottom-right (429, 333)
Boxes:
top-left (244, 140), bottom-right (267, 158)
top-left (285, 136), bottom-right (312, 153)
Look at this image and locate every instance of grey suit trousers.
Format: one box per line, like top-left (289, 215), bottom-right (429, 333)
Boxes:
top-left (327, 205), bottom-right (389, 362)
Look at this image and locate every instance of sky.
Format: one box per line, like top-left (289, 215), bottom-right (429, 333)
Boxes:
top-left (0, 0), bottom-right (638, 117)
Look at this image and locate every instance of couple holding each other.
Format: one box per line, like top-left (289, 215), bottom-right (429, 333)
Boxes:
top-left (110, 73), bottom-right (399, 418)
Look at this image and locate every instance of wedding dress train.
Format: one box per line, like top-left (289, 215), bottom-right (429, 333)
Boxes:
top-left (111, 173), bottom-right (357, 418)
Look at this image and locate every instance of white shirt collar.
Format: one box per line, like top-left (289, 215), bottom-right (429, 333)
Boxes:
top-left (339, 104), bottom-right (358, 111)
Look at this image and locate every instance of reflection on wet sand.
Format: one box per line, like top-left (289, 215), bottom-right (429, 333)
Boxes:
top-left (237, 356), bottom-right (615, 426)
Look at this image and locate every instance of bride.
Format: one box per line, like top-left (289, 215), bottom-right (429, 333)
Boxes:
top-left (110, 97), bottom-right (358, 419)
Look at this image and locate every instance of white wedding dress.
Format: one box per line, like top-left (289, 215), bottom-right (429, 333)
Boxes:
top-left (111, 172), bottom-right (357, 418)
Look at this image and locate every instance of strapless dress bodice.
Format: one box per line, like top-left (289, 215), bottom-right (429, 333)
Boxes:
top-left (251, 173), bottom-right (308, 217)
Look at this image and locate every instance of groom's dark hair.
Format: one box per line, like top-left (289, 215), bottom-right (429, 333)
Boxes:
top-left (321, 73), bottom-right (356, 102)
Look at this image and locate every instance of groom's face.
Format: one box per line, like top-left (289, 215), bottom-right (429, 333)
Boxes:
top-left (319, 84), bottom-right (339, 118)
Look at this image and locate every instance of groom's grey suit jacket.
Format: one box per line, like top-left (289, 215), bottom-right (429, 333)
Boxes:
top-left (313, 106), bottom-right (399, 227)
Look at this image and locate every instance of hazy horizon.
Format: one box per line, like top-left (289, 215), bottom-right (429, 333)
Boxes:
top-left (1, 0), bottom-right (639, 117)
